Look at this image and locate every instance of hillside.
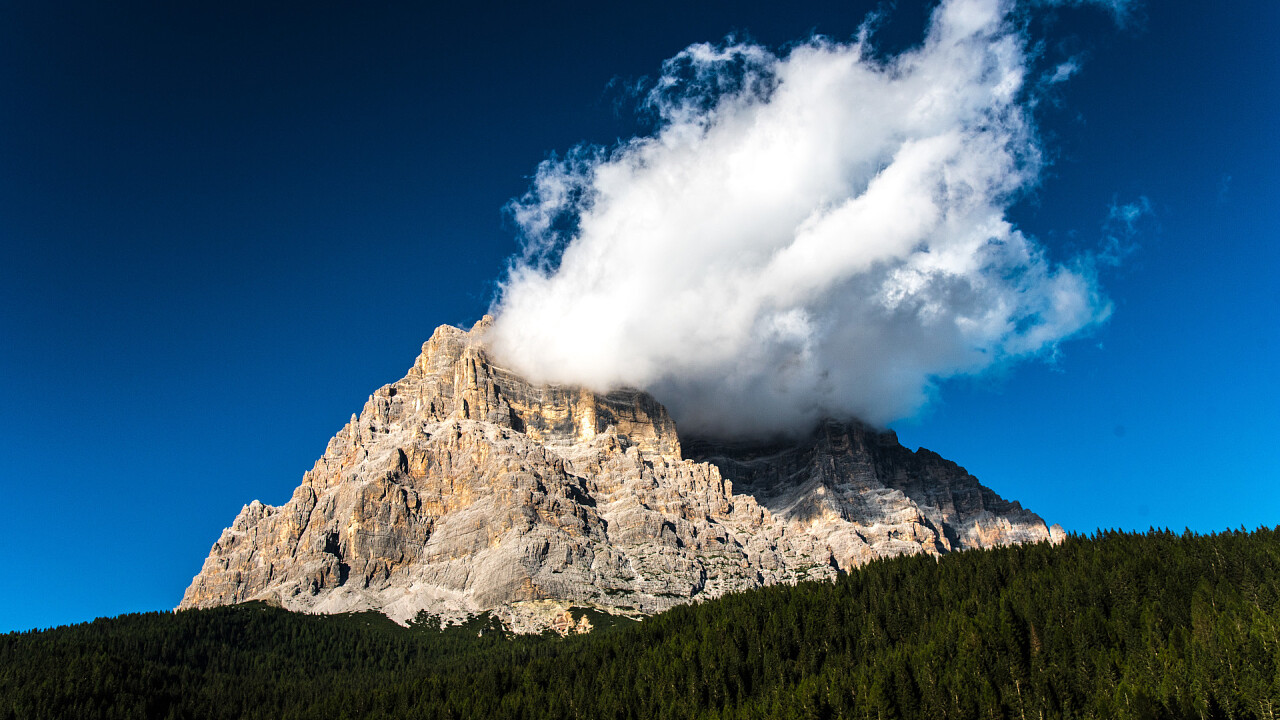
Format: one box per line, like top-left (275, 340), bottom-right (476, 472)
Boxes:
top-left (6, 528), bottom-right (1279, 719)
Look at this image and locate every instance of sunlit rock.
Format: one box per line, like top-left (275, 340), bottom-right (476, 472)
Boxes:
top-left (180, 318), bottom-right (1061, 631)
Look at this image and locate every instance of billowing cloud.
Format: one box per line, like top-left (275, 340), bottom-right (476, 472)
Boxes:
top-left (487, 0), bottom-right (1115, 438)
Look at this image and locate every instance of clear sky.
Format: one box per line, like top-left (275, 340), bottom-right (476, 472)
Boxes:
top-left (2, 0), bottom-right (1276, 634)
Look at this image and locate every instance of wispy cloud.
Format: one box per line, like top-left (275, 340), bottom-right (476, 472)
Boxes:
top-left (488, 0), bottom-right (1123, 437)
top-left (1098, 196), bottom-right (1153, 266)
top-left (1036, 0), bottom-right (1141, 28)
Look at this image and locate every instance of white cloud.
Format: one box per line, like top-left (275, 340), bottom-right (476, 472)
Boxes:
top-left (487, 0), bottom-right (1115, 437)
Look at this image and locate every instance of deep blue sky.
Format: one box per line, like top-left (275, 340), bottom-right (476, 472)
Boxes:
top-left (2, 0), bottom-right (1276, 633)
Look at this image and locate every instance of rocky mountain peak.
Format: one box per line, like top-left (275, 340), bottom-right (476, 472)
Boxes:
top-left (180, 320), bottom-right (1063, 632)
top-left (401, 315), bottom-right (680, 457)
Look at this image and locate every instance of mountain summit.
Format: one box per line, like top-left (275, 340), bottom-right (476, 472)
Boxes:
top-left (180, 318), bottom-right (1063, 631)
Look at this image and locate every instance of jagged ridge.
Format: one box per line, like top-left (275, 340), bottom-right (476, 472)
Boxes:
top-left (180, 318), bottom-right (1062, 632)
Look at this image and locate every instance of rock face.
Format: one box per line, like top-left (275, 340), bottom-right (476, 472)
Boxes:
top-left (180, 318), bottom-right (1064, 631)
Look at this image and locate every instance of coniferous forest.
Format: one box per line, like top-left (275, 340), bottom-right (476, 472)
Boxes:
top-left (3, 528), bottom-right (1278, 720)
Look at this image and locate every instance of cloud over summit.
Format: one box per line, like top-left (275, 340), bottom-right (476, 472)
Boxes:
top-left (488, 0), bottom-right (1114, 438)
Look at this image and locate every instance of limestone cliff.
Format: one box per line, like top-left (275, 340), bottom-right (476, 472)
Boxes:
top-left (180, 318), bottom-right (1063, 631)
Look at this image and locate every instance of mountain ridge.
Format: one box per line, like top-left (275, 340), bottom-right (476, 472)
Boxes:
top-left (180, 317), bottom-right (1063, 632)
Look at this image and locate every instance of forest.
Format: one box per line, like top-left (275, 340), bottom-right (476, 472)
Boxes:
top-left (3, 528), bottom-right (1278, 719)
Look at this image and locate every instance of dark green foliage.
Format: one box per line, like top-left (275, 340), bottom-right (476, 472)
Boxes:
top-left (4, 528), bottom-right (1279, 719)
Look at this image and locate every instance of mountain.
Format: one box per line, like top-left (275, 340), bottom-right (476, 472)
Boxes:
top-left (180, 317), bottom-right (1063, 631)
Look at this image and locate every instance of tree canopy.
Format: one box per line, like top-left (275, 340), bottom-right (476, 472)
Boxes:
top-left (4, 527), bottom-right (1278, 719)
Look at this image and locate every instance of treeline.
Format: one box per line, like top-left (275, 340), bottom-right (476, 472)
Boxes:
top-left (3, 528), bottom-right (1278, 719)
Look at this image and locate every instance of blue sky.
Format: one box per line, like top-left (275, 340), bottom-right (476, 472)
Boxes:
top-left (1, 0), bottom-right (1276, 633)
